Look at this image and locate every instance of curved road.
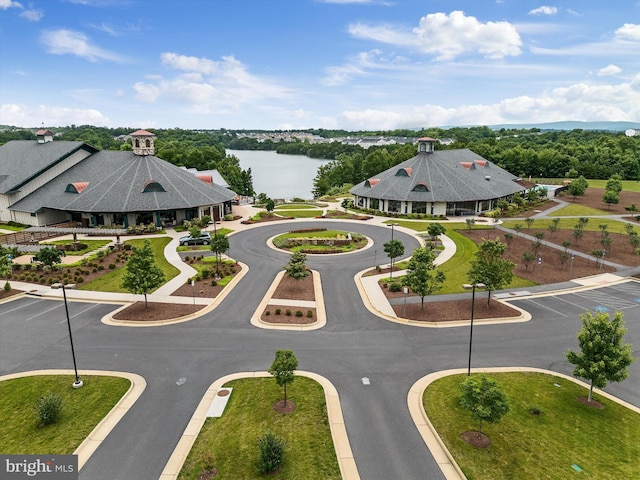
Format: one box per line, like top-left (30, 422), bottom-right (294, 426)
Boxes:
top-left (1, 220), bottom-right (639, 480)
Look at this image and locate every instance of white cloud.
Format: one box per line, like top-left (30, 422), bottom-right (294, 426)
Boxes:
top-left (332, 75), bottom-right (640, 130)
top-left (20, 9), bottom-right (43, 21)
top-left (134, 53), bottom-right (292, 114)
top-left (597, 64), bottom-right (622, 76)
top-left (350, 10), bottom-right (522, 60)
top-left (321, 49), bottom-right (406, 86)
top-left (0, 0), bottom-right (22, 9)
top-left (528, 6), bottom-right (558, 15)
top-left (0, 104), bottom-right (111, 127)
top-left (615, 23), bottom-right (640, 41)
top-left (40, 29), bottom-right (125, 62)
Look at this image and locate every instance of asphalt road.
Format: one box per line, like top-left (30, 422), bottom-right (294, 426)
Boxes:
top-left (1, 220), bottom-right (639, 480)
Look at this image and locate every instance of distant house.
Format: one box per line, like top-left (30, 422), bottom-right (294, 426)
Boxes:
top-left (0, 130), bottom-right (236, 227)
top-left (349, 137), bottom-right (526, 216)
top-left (625, 128), bottom-right (640, 137)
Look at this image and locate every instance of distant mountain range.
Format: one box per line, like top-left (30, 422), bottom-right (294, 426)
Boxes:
top-left (487, 121), bottom-right (640, 132)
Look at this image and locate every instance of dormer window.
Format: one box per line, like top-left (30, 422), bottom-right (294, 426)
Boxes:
top-left (365, 178), bottom-right (381, 187)
top-left (65, 182), bottom-right (89, 193)
top-left (412, 182), bottom-right (429, 192)
top-left (142, 180), bottom-right (165, 192)
top-left (396, 167), bottom-right (412, 177)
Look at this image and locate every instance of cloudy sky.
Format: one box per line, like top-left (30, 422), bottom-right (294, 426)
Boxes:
top-left (1, 0), bottom-right (640, 130)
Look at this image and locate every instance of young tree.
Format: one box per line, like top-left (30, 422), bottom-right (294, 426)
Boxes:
top-left (426, 222), bottom-right (446, 242)
top-left (459, 375), bottom-right (509, 435)
top-left (210, 233), bottom-right (230, 270)
top-left (188, 225), bottom-right (202, 240)
top-left (525, 217), bottom-right (534, 230)
top-left (402, 247), bottom-right (445, 310)
top-left (121, 239), bottom-right (165, 308)
top-left (265, 198), bottom-right (275, 215)
top-left (568, 176), bottom-right (589, 201)
top-left (521, 251), bottom-right (535, 271)
top-left (383, 239), bottom-right (404, 280)
top-left (602, 190), bottom-right (620, 210)
top-left (268, 349), bottom-right (298, 406)
top-left (468, 239), bottom-right (515, 306)
top-left (465, 218), bottom-right (476, 230)
top-left (566, 310), bottom-right (635, 402)
top-left (34, 246), bottom-right (63, 267)
top-left (284, 251), bottom-right (310, 286)
top-left (605, 173), bottom-right (623, 194)
top-left (0, 246), bottom-right (14, 277)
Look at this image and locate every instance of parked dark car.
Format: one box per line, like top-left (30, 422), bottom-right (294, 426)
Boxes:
top-left (179, 232), bottom-right (211, 246)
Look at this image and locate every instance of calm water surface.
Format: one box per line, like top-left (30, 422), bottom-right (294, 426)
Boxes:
top-left (227, 149), bottom-right (331, 200)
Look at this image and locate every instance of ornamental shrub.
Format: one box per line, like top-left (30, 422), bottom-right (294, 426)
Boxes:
top-left (306, 310), bottom-right (313, 318)
top-left (34, 393), bottom-right (63, 427)
top-left (275, 308), bottom-right (281, 315)
top-left (295, 310), bottom-right (303, 317)
top-left (285, 309), bottom-right (291, 316)
top-left (257, 431), bottom-right (285, 474)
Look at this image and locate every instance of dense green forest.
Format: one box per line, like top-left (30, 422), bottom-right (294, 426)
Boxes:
top-left (2, 125), bottom-right (638, 198)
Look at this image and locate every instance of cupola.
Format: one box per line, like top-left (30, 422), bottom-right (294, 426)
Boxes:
top-left (36, 129), bottom-right (54, 144)
top-left (130, 129), bottom-right (156, 156)
top-left (417, 137), bottom-right (436, 154)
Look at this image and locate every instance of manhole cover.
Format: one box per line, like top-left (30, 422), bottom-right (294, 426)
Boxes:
top-left (217, 389), bottom-right (230, 397)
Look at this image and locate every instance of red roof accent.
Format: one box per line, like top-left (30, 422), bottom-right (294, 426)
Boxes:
top-left (130, 129), bottom-right (155, 136)
top-left (366, 178), bottom-right (381, 187)
top-left (73, 182), bottom-right (89, 193)
top-left (418, 137), bottom-right (437, 141)
top-left (36, 129), bottom-right (53, 135)
top-left (460, 162), bottom-right (474, 170)
top-left (196, 174), bottom-right (213, 185)
top-left (474, 160), bottom-right (487, 168)
top-left (404, 167), bottom-right (412, 176)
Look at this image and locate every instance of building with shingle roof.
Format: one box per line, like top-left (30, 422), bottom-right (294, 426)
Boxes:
top-left (0, 130), bottom-right (236, 227)
top-left (350, 137), bottom-right (526, 217)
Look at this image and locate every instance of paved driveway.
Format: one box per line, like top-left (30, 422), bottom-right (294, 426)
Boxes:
top-left (2, 220), bottom-right (639, 480)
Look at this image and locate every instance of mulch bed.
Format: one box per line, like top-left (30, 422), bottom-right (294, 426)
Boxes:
top-left (273, 399), bottom-right (296, 414)
top-left (272, 273), bottom-right (315, 301)
top-left (392, 298), bottom-right (521, 322)
top-left (577, 396), bottom-right (605, 409)
top-left (261, 272), bottom-right (317, 324)
top-left (461, 430), bottom-right (491, 448)
top-left (112, 301), bottom-right (204, 321)
top-left (171, 262), bottom-right (243, 298)
top-left (0, 289), bottom-right (23, 300)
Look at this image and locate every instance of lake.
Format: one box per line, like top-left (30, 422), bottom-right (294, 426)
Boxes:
top-left (227, 149), bottom-right (331, 200)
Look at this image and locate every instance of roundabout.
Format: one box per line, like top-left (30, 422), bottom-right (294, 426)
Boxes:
top-left (1, 215), bottom-right (639, 480)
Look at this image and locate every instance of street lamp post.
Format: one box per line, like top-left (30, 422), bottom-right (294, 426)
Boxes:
top-left (389, 223), bottom-right (398, 281)
top-left (61, 284), bottom-right (83, 388)
top-left (463, 283), bottom-right (485, 377)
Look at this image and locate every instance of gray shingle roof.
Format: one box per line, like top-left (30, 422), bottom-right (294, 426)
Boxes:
top-left (0, 140), bottom-right (96, 194)
top-left (350, 149), bottom-right (525, 202)
top-left (9, 148), bottom-right (236, 214)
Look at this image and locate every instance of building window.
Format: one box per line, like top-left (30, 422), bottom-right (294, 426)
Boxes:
top-left (142, 180), bottom-right (166, 193)
top-left (480, 199), bottom-right (491, 211)
top-left (370, 198), bottom-right (379, 210)
top-left (412, 202), bottom-right (427, 214)
top-left (388, 200), bottom-right (401, 213)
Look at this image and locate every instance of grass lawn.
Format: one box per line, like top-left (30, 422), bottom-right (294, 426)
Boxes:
top-left (42, 239), bottom-right (111, 255)
top-left (535, 179), bottom-right (640, 193)
top-left (501, 217), bottom-right (631, 234)
top-left (551, 203), bottom-right (611, 216)
top-left (0, 375), bottom-right (130, 454)
top-left (423, 372), bottom-right (640, 480)
top-left (178, 377), bottom-right (340, 480)
top-left (0, 223), bottom-right (28, 232)
top-left (79, 237), bottom-right (179, 292)
top-left (275, 204), bottom-right (317, 210)
top-left (278, 209), bottom-right (323, 218)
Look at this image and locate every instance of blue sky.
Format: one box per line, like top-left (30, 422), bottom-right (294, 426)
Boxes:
top-left (1, 0), bottom-right (639, 130)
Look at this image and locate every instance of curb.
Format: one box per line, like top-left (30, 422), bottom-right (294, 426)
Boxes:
top-left (159, 371), bottom-right (359, 480)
